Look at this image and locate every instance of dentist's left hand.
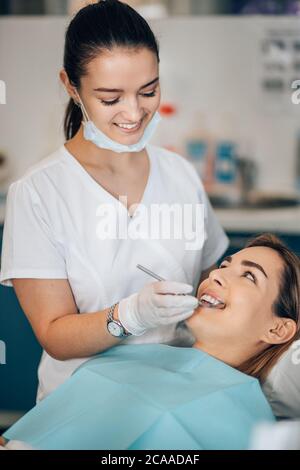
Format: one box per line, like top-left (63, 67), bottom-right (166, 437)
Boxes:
top-left (118, 281), bottom-right (199, 336)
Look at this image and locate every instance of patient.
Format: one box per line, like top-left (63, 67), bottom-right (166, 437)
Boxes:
top-left (1, 234), bottom-right (299, 450)
top-left (188, 232), bottom-right (300, 382)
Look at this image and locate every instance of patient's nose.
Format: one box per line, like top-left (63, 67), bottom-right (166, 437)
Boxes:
top-left (209, 268), bottom-right (226, 287)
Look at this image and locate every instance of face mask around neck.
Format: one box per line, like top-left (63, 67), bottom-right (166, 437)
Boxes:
top-left (75, 92), bottom-right (162, 153)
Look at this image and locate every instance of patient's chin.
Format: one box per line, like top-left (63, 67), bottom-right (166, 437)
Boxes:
top-left (189, 306), bottom-right (202, 318)
top-left (185, 308), bottom-right (201, 329)
top-left (186, 304), bottom-right (221, 331)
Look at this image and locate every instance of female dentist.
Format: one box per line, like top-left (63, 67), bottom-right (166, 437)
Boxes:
top-left (0, 0), bottom-right (229, 402)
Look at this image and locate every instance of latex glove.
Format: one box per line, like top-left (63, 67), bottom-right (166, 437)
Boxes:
top-left (118, 281), bottom-right (199, 336)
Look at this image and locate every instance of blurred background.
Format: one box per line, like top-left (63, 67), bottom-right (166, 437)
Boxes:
top-left (1, 0), bottom-right (300, 430)
top-left (2, 0), bottom-right (300, 16)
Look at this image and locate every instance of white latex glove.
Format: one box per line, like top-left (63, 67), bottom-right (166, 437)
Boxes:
top-left (118, 281), bottom-right (199, 336)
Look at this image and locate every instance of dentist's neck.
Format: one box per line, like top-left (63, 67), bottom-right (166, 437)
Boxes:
top-left (71, 125), bottom-right (144, 173)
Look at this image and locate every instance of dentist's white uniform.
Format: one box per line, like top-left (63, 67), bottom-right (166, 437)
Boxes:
top-left (0, 144), bottom-right (229, 401)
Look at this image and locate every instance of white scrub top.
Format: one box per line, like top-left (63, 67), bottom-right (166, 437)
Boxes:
top-left (0, 144), bottom-right (229, 401)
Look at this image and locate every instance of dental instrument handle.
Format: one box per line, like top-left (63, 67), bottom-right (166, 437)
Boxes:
top-left (136, 264), bottom-right (166, 282)
top-left (136, 264), bottom-right (201, 304)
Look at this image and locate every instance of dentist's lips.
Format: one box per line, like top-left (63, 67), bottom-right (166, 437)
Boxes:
top-left (199, 292), bottom-right (226, 309)
top-left (114, 117), bottom-right (145, 134)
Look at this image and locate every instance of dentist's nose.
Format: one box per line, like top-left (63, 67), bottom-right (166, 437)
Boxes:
top-left (122, 97), bottom-right (144, 123)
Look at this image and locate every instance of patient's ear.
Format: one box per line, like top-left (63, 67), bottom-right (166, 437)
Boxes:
top-left (263, 318), bottom-right (297, 345)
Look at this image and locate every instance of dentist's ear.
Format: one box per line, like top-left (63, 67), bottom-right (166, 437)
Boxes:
top-left (264, 318), bottom-right (297, 345)
top-left (59, 69), bottom-right (79, 104)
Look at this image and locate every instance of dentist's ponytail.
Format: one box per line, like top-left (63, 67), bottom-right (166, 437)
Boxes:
top-left (64, 99), bottom-right (82, 143)
top-left (62, 0), bottom-right (160, 140)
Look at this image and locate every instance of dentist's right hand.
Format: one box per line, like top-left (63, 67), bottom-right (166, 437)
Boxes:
top-left (118, 281), bottom-right (199, 336)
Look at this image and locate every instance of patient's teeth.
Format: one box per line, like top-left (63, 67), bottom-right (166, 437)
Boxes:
top-left (200, 293), bottom-right (225, 308)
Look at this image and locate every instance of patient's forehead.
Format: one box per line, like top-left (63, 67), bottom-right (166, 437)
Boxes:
top-left (231, 246), bottom-right (283, 280)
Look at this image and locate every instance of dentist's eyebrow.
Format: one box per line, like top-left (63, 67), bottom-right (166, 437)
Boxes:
top-left (93, 77), bottom-right (159, 93)
top-left (241, 260), bottom-right (268, 279)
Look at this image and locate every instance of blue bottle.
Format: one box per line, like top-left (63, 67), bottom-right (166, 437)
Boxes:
top-left (186, 140), bottom-right (208, 179)
top-left (215, 141), bottom-right (237, 184)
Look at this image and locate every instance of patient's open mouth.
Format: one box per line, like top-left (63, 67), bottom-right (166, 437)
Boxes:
top-left (199, 293), bottom-right (226, 309)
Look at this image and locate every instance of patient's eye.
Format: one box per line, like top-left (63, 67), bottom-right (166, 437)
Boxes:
top-left (219, 263), bottom-right (227, 269)
top-left (243, 270), bottom-right (256, 283)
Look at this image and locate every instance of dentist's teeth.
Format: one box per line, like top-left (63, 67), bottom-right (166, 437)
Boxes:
top-left (117, 122), bottom-right (139, 129)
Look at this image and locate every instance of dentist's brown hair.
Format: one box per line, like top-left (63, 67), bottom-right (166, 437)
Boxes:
top-left (237, 233), bottom-right (300, 382)
top-left (63, 0), bottom-right (160, 140)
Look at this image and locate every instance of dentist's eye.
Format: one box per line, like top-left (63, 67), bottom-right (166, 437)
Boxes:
top-left (243, 271), bottom-right (256, 283)
top-left (141, 90), bottom-right (157, 98)
top-left (101, 98), bottom-right (120, 106)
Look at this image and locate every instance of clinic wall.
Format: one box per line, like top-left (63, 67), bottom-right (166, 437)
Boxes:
top-left (0, 16), bottom-right (300, 191)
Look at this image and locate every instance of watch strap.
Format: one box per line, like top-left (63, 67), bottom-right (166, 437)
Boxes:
top-left (107, 303), bottom-right (132, 337)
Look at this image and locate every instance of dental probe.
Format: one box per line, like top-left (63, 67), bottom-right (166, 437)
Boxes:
top-left (136, 264), bottom-right (202, 306)
top-left (136, 264), bottom-right (166, 281)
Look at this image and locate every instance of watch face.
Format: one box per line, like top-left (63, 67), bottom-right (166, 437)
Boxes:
top-left (107, 321), bottom-right (123, 337)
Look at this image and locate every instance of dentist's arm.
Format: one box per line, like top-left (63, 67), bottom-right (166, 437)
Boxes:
top-left (12, 278), bottom-right (121, 360)
top-left (12, 278), bottom-right (198, 361)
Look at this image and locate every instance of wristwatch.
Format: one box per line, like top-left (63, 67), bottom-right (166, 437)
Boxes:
top-left (107, 303), bottom-right (132, 338)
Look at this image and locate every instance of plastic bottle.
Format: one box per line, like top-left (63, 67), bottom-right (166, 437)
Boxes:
top-left (210, 113), bottom-right (241, 205)
top-left (184, 112), bottom-right (214, 188)
top-left (215, 141), bottom-right (237, 184)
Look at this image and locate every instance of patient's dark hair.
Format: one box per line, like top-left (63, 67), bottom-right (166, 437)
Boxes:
top-left (63, 0), bottom-right (160, 140)
top-left (237, 233), bottom-right (300, 382)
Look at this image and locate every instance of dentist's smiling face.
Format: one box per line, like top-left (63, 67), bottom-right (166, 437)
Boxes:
top-left (75, 47), bottom-right (161, 145)
top-left (186, 246), bottom-right (284, 350)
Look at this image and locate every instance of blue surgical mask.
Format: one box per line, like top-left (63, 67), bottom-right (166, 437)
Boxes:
top-left (75, 92), bottom-right (161, 153)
